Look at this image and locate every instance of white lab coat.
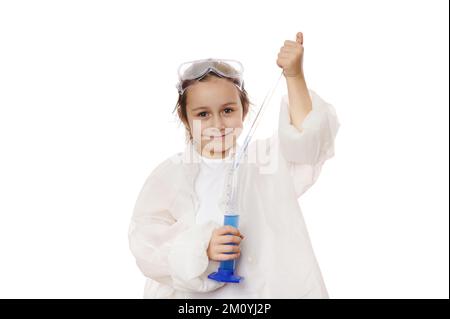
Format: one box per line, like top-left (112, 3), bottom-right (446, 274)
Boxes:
top-left (128, 89), bottom-right (340, 298)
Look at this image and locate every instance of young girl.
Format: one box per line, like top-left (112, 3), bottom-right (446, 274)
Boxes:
top-left (128, 32), bottom-right (340, 299)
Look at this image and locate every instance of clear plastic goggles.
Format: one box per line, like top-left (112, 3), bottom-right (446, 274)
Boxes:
top-left (176, 58), bottom-right (244, 95)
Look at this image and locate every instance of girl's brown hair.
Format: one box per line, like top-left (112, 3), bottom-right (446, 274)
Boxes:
top-left (174, 74), bottom-right (251, 142)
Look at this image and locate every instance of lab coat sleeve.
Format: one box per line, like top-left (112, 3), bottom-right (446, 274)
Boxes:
top-left (128, 169), bottom-right (225, 294)
top-left (278, 89), bottom-right (340, 197)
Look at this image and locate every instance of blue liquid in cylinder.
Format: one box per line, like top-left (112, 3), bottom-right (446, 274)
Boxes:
top-left (208, 214), bottom-right (244, 283)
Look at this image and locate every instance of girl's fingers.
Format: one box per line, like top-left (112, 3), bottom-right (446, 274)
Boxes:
top-left (217, 252), bottom-right (241, 261)
top-left (218, 235), bottom-right (242, 244)
top-left (284, 40), bottom-right (298, 46)
top-left (216, 225), bottom-right (244, 238)
top-left (216, 225), bottom-right (238, 235)
top-left (218, 244), bottom-right (240, 253)
top-left (282, 47), bottom-right (301, 53)
top-left (277, 53), bottom-right (291, 60)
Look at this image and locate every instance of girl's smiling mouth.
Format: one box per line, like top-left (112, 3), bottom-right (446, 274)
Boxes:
top-left (204, 131), bottom-right (233, 139)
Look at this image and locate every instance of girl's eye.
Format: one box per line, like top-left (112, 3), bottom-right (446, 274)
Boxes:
top-left (224, 108), bottom-right (233, 114)
top-left (198, 111), bottom-right (208, 117)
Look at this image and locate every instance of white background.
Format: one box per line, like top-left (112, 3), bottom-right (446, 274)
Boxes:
top-left (0, 0), bottom-right (448, 299)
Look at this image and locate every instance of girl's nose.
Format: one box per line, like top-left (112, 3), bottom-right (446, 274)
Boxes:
top-left (212, 116), bottom-right (225, 131)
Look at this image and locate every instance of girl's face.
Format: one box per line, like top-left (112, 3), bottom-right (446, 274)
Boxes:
top-left (185, 77), bottom-right (244, 158)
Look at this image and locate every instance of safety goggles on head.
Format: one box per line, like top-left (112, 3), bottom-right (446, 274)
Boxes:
top-left (175, 58), bottom-right (245, 95)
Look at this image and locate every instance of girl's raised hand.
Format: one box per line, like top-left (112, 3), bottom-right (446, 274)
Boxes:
top-left (276, 32), bottom-right (304, 78)
top-left (207, 225), bottom-right (245, 262)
